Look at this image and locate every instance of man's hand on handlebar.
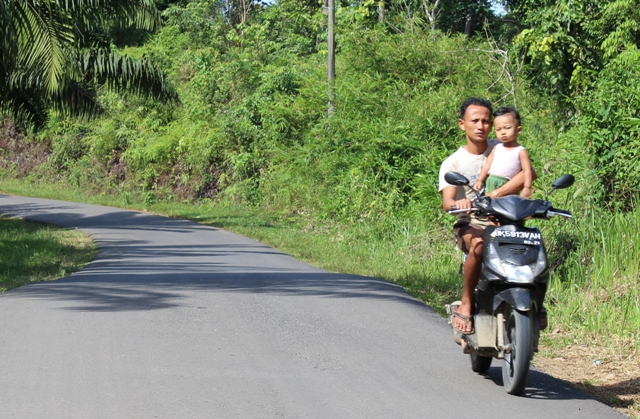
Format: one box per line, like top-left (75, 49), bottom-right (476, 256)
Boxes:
top-left (451, 198), bottom-right (473, 213)
top-left (456, 198), bottom-right (472, 209)
top-left (441, 186), bottom-right (474, 213)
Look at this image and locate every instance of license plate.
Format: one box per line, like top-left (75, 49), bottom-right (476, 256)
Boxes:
top-left (489, 228), bottom-right (542, 245)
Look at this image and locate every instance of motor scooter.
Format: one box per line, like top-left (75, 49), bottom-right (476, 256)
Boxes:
top-left (444, 171), bottom-right (574, 395)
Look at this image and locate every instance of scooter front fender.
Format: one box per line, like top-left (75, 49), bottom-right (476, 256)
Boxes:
top-left (493, 288), bottom-right (531, 312)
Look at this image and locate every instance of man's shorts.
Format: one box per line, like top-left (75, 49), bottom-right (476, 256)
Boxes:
top-left (453, 222), bottom-right (485, 254)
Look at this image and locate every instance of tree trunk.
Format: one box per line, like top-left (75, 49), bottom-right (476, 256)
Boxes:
top-left (421, 0), bottom-right (440, 40)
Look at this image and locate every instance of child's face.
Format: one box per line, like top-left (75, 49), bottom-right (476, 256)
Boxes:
top-left (493, 113), bottom-right (522, 144)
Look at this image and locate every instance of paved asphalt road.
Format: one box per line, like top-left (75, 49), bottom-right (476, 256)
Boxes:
top-left (0, 195), bottom-right (624, 418)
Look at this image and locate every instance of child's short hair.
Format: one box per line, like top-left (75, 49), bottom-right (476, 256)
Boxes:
top-left (494, 107), bottom-right (521, 126)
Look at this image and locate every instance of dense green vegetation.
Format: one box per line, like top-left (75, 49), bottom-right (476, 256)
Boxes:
top-left (0, 0), bottom-right (638, 360)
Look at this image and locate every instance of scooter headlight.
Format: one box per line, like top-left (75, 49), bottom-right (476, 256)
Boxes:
top-left (502, 263), bottom-right (534, 283)
top-left (487, 242), bottom-right (539, 283)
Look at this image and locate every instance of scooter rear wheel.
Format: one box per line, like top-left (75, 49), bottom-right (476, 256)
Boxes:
top-left (502, 307), bottom-right (532, 395)
top-left (470, 353), bottom-right (492, 373)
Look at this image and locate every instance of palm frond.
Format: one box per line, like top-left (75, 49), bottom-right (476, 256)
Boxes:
top-left (50, 79), bottom-right (102, 120)
top-left (62, 0), bottom-right (161, 31)
top-left (79, 50), bottom-right (177, 102)
top-left (0, 0), bottom-right (173, 130)
top-left (15, 1), bottom-right (74, 94)
top-left (0, 83), bottom-right (49, 130)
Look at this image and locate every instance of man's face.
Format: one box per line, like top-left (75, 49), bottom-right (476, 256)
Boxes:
top-left (458, 105), bottom-right (492, 143)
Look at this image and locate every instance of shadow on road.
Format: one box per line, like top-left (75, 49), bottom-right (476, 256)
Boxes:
top-left (480, 366), bottom-right (594, 401)
top-left (3, 270), bottom-right (420, 312)
top-left (0, 200), bottom-right (214, 233)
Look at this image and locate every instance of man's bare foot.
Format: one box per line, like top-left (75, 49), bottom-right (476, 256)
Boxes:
top-left (453, 304), bottom-right (474, 334)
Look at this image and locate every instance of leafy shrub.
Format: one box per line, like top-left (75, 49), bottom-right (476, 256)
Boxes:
top-left (260, 31), bottom-right (532, 224)
top-left (573, 51), bottom-right (640, 207)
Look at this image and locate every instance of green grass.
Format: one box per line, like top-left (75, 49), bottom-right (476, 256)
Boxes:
top-left (545, 208), bottom-right (640, 349)
top-left (0, 215), bottom-right (96, 292)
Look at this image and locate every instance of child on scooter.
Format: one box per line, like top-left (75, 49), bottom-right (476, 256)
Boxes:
top-left (473, 107), bottom-right (533, 199)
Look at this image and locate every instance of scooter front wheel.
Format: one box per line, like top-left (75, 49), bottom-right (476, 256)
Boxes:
top-left (502, 307), bottom-right (532, 395)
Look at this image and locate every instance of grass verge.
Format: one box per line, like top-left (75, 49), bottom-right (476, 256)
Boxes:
top-left (0, 215), bottom-right (96, 291)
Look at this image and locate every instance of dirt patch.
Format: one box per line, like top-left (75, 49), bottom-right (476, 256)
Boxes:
top-left (0, 119), bottom-right (52, 177)
top-left (536, 342), bottom-right (640, 418)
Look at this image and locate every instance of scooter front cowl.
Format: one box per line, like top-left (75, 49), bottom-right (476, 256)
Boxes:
top-left (493, 287), bottom-right (531, 312)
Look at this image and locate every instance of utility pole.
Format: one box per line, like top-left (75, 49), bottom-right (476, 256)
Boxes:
top-left (326, 0), bottom-right (335, 117)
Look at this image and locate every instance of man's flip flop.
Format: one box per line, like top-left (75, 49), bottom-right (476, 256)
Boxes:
top-left (452, 310), bottom-right (475, 335)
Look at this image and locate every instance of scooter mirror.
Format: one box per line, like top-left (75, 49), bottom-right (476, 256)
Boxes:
top-left (444, 172), bottom-right (470, 186)
top-left (551, 174), bottom-right (575, 190)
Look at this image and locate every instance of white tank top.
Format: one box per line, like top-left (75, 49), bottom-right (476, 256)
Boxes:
top-left (489, 143), bottom-right (524, 179)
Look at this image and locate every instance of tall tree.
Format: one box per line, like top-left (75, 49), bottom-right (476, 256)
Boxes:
top-left (355, 0), bottom-right (494, 37)
top-left (421, 0), bottom-right (441, 38)
top-left (0, 0), bottom-right (176, 130)
top-left (220, 0), bottom-right (266, 27)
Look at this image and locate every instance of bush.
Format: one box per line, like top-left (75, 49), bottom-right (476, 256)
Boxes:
top-left (573, 51), bottom-right (640, 208)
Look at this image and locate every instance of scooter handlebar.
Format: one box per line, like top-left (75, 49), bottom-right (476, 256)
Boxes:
top-left (448, 205), bottom-right (477, 215)
top-left (547, 209), bottom-right (572, 218)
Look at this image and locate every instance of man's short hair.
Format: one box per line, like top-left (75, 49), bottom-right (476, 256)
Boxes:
top-left (459, 97), bottom-right (493, 119)
top-left (494, 106), bottom-right (522, 126)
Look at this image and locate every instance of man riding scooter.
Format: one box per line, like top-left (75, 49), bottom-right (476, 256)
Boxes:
top-left (438, 98), bottom-right (535, 335)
